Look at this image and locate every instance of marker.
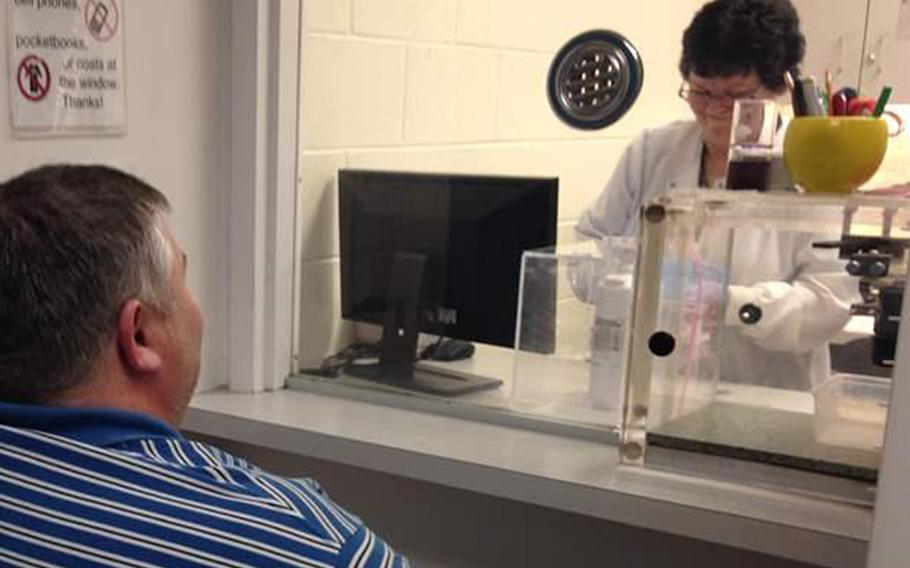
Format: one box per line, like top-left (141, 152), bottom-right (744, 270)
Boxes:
top-left (783, 70), bottom-right (796, 92)
top-left (785, 71), bottom-right (807, 116)
top-left (873, 86), bottom-right (893, 118)
top-left (799, 77), bottom-right (825, 116)
top-left (832, 92), bottom-right (849, 115)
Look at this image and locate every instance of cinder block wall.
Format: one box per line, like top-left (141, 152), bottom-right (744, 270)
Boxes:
top-left (296, 0), bottom-right (706, 366)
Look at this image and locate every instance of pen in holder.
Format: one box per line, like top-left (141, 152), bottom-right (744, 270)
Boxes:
top-left (726, 99), bottom-right (780, 191)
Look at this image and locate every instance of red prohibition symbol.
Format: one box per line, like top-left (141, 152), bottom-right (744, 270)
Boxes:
top-left (17, 55), bottom-right (51, 102)
top-left (84, 0), bottom-right (120, 42)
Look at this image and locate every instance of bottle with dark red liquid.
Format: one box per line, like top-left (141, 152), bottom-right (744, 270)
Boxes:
top-left (726, 154), bottom-right (771, 191)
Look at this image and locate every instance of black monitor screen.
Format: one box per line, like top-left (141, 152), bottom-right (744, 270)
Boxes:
top-left (339, 169), bottom-right (558, 349)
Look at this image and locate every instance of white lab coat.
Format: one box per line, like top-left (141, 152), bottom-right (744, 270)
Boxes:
top-left (577, 120), bottom-right (858, 390)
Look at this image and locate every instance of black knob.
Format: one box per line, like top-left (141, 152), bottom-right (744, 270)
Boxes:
top-left (739, 303), bottom-right (763, 325)
top-left (845, 260), bottom-right (863, 276)
top-left (868, 261), bottom-right (888, 277)
top-left (648, 332), bottom-right (676, 357)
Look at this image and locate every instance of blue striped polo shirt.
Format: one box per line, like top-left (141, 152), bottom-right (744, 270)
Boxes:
top-left (0, 402), bottom-right (408, 567)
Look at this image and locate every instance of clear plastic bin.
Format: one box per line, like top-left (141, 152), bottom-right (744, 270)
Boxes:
top-left (814, 373), bottom-right (891, 451)
top-left (511, 238), bottom-right (637, 430)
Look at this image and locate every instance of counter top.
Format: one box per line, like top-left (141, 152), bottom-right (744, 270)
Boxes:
top-left (186, 387), bottom-right (872, 568)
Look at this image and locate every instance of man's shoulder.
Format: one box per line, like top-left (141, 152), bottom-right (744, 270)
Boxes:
top-left (0, 426), bottom-right (407, 567)
top-left (112, 437), bottom-right (350, 525)
top-left (120, 437), bottom-right (410, 567)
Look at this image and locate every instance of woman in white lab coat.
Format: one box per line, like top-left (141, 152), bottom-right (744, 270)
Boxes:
top-left (578, 0), bottom-right (858, 390)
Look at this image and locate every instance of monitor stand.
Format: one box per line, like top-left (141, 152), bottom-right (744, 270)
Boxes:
top-left (345, 363), bottom-right (502, 397)
top-left (344, 251), bottom-right (502, 397)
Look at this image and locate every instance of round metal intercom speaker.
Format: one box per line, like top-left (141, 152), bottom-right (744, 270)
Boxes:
top-left (547, 29), bottom-right (643, 130)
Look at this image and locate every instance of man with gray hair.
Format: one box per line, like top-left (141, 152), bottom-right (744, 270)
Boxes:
top-left (0, 165), bottom-right (407, 567)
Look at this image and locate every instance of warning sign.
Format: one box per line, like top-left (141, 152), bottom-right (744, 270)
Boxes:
top-left (17, 54), bottom-right (50, 101)
top-left (84, 0), bottom-right (117, 42)
top-left (8, 0), bottom-right (126, 135)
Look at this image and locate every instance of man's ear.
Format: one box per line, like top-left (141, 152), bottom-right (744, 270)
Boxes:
top-left (117, 299), bottom-right (164, 374)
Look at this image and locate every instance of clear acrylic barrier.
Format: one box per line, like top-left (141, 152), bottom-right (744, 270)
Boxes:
top-left (644, 199), bottom-right (731, 433)
top-left (620, 190), bottom-right (910, 489)
top-left (511, 239), bottom-right (637, 430)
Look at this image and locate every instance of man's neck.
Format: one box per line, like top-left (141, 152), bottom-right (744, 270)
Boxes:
top-left (51, 361), bottom-right (180, 428)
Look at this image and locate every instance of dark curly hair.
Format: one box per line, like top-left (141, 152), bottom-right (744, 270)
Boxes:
top-left (679, 0), bottom-right (805, 92)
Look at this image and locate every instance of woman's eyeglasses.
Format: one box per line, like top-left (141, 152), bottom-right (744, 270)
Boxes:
top-left (678, 83), bottom-right (762, 112)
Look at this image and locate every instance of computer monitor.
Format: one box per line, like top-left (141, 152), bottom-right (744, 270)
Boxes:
top-left (339, 169), bottom-right (558, 396)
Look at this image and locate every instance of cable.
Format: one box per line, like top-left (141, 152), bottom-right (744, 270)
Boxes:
top-left (299, 342), bottom-right (381, 378)
top-left (418, 335), bottom-right (445, 360)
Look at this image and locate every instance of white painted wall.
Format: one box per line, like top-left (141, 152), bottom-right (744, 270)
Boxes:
top-left (296, 0), bottom-right (703, 368)
top-left (0, 0), bottom-right (231, 392)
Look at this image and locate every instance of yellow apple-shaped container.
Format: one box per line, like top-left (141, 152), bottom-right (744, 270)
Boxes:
top-left (783, 117), bottom-right (888, 194)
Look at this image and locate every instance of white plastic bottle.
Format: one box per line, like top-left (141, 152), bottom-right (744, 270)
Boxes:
top-left (589, 275), bottom-right (632, 410)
